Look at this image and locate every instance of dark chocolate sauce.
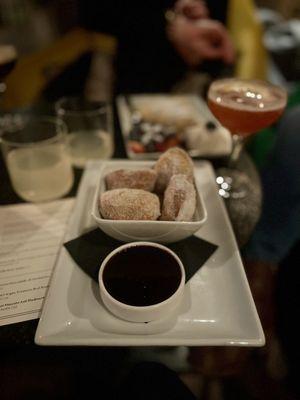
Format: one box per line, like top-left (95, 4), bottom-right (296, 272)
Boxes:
top-left (103, 245), bottom-right (182, 307)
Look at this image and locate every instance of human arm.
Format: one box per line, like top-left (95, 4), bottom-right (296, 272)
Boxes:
top-left (166, 0), bottom-right (235, 69)
top-left (167, 16), bottom-right (235, 67)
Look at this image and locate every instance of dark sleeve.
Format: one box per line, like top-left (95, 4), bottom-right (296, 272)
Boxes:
top-left (115, 1), bottom-right (187, 93)
top-left (78, 0), bottom-right (122, 35)
top-left (79, 0), bottom-right (187, 93)
top-left (206, 0), bottom-right (228, 24)
top-left (79, 0), bottom-right (175, 36)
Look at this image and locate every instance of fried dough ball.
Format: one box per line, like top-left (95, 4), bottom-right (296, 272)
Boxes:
top-left (99, 189), bottom-right (160, 220)
top-left (154, 147), bottom-right (194, 193)
top-left (161, 174), bottom-right (196, 222)
top-left (105, 168), bottom-right (157, 192)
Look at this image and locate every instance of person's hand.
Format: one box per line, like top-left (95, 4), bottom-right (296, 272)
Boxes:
top-left (167, 16), bottom-right (235, 67)
top-left (174, 0), bottom-right (209, 19)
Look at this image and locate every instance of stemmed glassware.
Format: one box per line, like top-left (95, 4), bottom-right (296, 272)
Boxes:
top-left (207, 78), bottom-right (287, 198)
top-left (0, 45), bottom-right (17, 98)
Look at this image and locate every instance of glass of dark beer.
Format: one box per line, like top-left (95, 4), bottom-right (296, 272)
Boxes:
top-left (0, 45), bottom-right (17, 95)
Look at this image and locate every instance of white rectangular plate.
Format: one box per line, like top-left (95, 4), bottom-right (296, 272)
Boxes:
top-left (117, 94), bottom-right (232, 160)
top-left (35, 160), bottom-right (264, 346)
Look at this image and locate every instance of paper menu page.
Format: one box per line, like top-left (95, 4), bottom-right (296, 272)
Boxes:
top-left (0, 198), bottom-right (74, 326)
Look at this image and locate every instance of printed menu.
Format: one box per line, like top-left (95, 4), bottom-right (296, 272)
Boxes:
top-left (0, 198), bottom-right (74, 326)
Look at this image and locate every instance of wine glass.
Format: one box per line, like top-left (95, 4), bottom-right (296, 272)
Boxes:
top-left (0, 45), bottom-right (17, 96)
top-left (207, 78), bottom-right (287, 198)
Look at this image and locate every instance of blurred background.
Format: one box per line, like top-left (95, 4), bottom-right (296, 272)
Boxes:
top-left (1, 0), bottom-right (299, 109)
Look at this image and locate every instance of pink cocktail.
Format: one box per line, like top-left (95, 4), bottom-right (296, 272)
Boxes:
top-left (208, 78), bottom-right (287, 137)
top-left (207, 78), bottom-right (287, 198)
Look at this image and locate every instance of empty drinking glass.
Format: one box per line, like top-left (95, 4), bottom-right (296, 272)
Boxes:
top-left (55, 97), bottom-right (114, 168)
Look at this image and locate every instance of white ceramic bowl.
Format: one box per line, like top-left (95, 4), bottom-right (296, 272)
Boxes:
top-left (98, 242), bottom-right (185, 323)
top-left (91, 160), bottom-right (207, 243)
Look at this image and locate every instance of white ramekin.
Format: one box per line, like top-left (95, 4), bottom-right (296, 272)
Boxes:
top-left (98, 241), bottom-right (185, 323)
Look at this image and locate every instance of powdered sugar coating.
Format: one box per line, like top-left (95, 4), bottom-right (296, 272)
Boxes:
top-left (99, 189), bottom-right (160, 220)
top-left (105, 168), bottom-right (157, 192)
top-left (161, 174), bottom-right (196, 221)
top-left (154, 147), bottom-right (194, 193)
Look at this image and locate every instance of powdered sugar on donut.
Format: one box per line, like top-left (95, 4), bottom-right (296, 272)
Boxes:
top-left (161, 174), bottom-right (196, 221)
top-left (100, 189), bottom-right (160, 220)
top-left (154, 147), bottom-right (194, 193)
top-left (105, 168), bottom-right (157, 191)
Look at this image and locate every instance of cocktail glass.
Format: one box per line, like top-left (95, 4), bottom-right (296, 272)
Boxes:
top-left (207, 78), bottom-right (287, 198)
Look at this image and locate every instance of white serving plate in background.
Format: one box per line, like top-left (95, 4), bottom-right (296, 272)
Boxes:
top-left (117, 94), bottom-right (232, 160)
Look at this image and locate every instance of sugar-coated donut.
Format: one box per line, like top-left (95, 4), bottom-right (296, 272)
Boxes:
top-left (161, 174), bottom-right (196, 221)
top-left (154, 147), bottom-right (194, 193)
top-left (99, 189), bottom-right (160, 220)
top-left (105, 168), bottom-right (157, 192)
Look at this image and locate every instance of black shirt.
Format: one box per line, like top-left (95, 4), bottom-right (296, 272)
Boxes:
top-left (80, 0), bottom-right (228, 93)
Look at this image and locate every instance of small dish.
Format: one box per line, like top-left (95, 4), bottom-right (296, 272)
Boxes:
top-left (91, 160), bottom-right (207, 243)
top-left (99, 242), bottom-right (185, 323)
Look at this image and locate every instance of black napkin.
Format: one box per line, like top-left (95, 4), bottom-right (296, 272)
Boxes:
top-left (64, 229), bottom-right (218, 283)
